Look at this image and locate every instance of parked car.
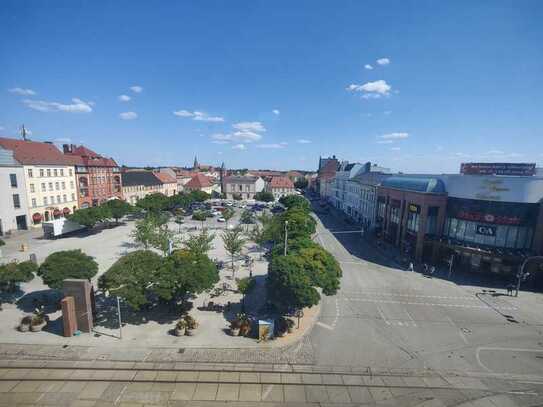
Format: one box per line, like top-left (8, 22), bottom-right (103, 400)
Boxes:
top-left (217, 217), bottom-right (226, 222)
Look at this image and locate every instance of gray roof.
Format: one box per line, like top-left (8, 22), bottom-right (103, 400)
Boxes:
top-left (351, 171), bottom-right (389, 186)
top-left (121, 171), bottom-right (161, 187)
top-left (0, 147), bottom-right (21, 167)
top-left (224, 176), bottom-right (259, 184)
top-left (380, 176), bottom-right (446, 194)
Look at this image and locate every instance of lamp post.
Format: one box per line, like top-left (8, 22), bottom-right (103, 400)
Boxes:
top-left (284, 220), bottom-right (289, 256)
top-left (515, 256), bottom-right (543, 297)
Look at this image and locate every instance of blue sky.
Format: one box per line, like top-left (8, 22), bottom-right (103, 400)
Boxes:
top-left (1, 1), bottom-right (542, 172)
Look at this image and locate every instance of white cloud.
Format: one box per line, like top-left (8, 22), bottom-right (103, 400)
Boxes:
top-left (232, 121), bottom-right (266, 133)
top-left (211, 140), bottom-right (230, 145)
top-left (297, 139), bottom-right (312, 144)
top-left (376, 140), bottom-right (394, 144)
top-left (364, 64), bottom-right (373, 70)
top-left (232, 131), bottom-right (262, 142)
top-left (390, 147), bottom-right (401, 151)
top-left (23, 98), bottom-right (93, 113)
top-left (346, 80), bottom-right (392, 98)
top-left (376, 58), bottom-right (390, 65)
top-left (9, 87), bottom-right (36, 96)
top-left (380, 132), bottom-right (409, 140)
top-left (173, 110), bottom-right (224, 122)
top-left (130, 85), bottom-right (143, 93)
top-left (256, 142), bottom-right (288, 149)
top-left (118, 94), bottom-right (131, 102)
top-left (119, 111), bottom-right (138, 120)
top-left (272, 109), bottom-right (280, 115)
top-left (232, 144), bottom-right (246, 150)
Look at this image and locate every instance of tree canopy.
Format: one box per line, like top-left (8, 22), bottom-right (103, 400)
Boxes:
top-left (68, 206), bottom-right (105, 228)
top-left (0, 261), bottom-right (37, 292)
top-left (183, 228), bottom-right (215, 256)
top-left (152, 249), bottom-right (219, 303)
top-left (101, 199), bottom-right (134, 223)
top-left (279, 195), bottom-right (311, 212)
top-left (136, 193), bottom-right (171, 213)
top-left (38, 250), bottom-right (98, 290)
top-left (254, 191), bottom-right (275, 202)
top-left (294, 178), bottom-right (309, 190)
top-left (222, 227), bottom-right (246, 275)
top-left (98, 250), bottom-right (163, 309)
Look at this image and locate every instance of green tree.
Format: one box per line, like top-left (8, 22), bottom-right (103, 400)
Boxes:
top-left (68, 206), bottom-right (105, 228)
top-left (222, 208), bottom-right (235, 226)
top-left (282, 208), bottom-right (316, 239)
top-left (294, 178), bottom-right (309, 190)
top-left (183, 228), bottom-right (215, 256)
top-left (101, 199), bottom-right (133, 224)
top-left (38, 250), bottom-right (98, 290)
top-left (136, 193), bottom-right (170, 213)
top-left (248, 223), bottom-right (266, 259)
top-left (152, 249), bottom-right (219, 304)
top-left (232, 193), bottom-right (242, 201)
top-left (221, 227), bottom-right (246, 277)
top-left (189, 190), bottom-right (210, 202)
top-left (132, 214), bottom-right (159, 249)
top-left (98, 250), bottom-right (163, 310)
top-left (151, 224), bottom-right (177, 256)
top-left (240, 209), bottom-right (255, 225)
top-left (192, 210), bottom-right (207, 227)
top-left (298, 246), bottom-right (341, 295)
top-left (237, 276), bottom-right (256, 311)
top-left (279, 195), bottom-right (311, 212)
top-left (254, 191), bottom-right (275, 202)
top-left (267, 255), bottom-right (320, 313)
top-left (0, 261), bottom-right (37, 293)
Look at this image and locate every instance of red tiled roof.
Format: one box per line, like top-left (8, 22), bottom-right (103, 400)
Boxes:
top-left (71, 145), bottom-right (98, 157)
top-left (319, 160), bottom-right (338, 180)
top-left (64, 144), bottom-right (119, 168)
top-left (153, 172), bottom-right (177, 185)
top-left (185, 173), bottom-right (213, 188)
top-left (0, 137), bottom-right (71, 165)
top-left (269, 176), bottom-right (294, 189)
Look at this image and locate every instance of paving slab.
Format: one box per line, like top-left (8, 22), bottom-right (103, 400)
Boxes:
top-left (260, 372), bottom-right (281, 383)
top-left (322, 374), bottom-right (343, 385)
top-left (326, 385), bottom-right (351, 403)
top-left (216, 383), bottom-right (240, 401)
top-left (192, 383), bottom-right (218, 400)
top-left (302, 373), bottom-right (323, 384)
top-left (78, 382), bottom-right (111, 400)
top-left (305, 384), bottom-right (329, 402)
top-left (347, 386), bottom-right (374, 404)
top-left (342, 375), bottom-right (364, 386)
top-left (261, 383), bottom-right (284, 402)
top-left (39, 391), bottom-right (80, 405)
top-left (281, 373), bottom-right (303, 384)
top-left (171, 382), bottom-right (196, 400)
top-left (238, 383), bottom-right (261, 401)
top-left (368, 386), bottom-right (394, 402)
top-left (176, 371), bottom-right (199, 381)
top-left (283, 384), bottom-right (307, 402)
top-left (218, 371), bottom-right (240, 382)
top-left (120, 390), bottom-right (170, 403)
top-left (99, 382), bottom-right (127, 402)
top-left (198, 371), bottom-right (220, 382)
top-left (239, 372), bottom-right (259, 383)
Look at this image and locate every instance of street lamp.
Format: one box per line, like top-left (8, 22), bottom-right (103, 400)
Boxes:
top-left (515, 256), bottom-right (543, 297)
top-left (284, 220), bottom-right (289, 256)
top-left (105, 288), bottom-right (123, 339)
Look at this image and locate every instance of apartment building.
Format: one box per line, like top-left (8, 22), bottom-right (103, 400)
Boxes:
top-left (223, 176), bottom-right (264, 200)
top-left (63, 144), bottom-right (122, 208)
top-left (267, 176), bottom-right (295, 200)
top-left (153, 171), bottom-right (177, 196)
top-left (0, 147), bottom-right (29, 234)
top-left (0, 138), bottom-right (78, 226)
top-left (184, 173), bottom-right (218, 195)
top-left (121, 171), bottom-right (165, 204)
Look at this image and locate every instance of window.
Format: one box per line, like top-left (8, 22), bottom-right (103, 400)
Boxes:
top-left (63, 194), bottom-right (67, 202)
top-left (47, 169), bottom-right (51, 177)
top-left (40, 169), bottom-right (44, 177)
top-left (13, 194), bottom-right (21, 208)
top-left (49, 182), bottom-right (53, 191)
top-left (10, 173), bottom-right (17, 187)
top-left (71, 193), bottom-right (75, 201)
top-left (43, 197), bottom-right (48, 206)
top-left (60, 169), bottom-right (64, 176)
top-left (27, 169), bottom-right (33, 178)
top-left (41, 183), bottom-right (46, 192)
top-left (50, 196), bottom-right (54, 204)
top-left (70, 181), bottom-right (74, 189)
top-left (62, 181), bottom-right (66, 190)
top-left (30, 183), bottom-right (35, 193)
top-left (57, 195), bottom-right (61, 203)
top-left (55, 182), bottom-right (59, 190)
top-left (31, 198), bottom-right (36, 207)
top-left (54, 169), bottom-right (58, 177)
top-left (69, 168), bottom-right (73, 176)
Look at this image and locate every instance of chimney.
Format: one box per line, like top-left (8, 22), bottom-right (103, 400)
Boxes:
top-left (62, 144), bottom-right (72, 154)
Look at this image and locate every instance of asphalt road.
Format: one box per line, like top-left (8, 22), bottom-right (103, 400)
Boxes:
top-left (308, 205), bottom-right (543, 381)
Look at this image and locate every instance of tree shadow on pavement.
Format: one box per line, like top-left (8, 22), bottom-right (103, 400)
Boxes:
top-left (16, 289), bottom-right (62, 314)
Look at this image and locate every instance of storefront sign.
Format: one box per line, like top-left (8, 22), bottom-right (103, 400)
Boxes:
top-left (408, 204), bottom-right (420, 213)
top-left (460, 162), bottom-right (536, 176)
top-left (456, 210), bottom-right (522, 225)
top-left (476, 224), bottom-right (496, 236)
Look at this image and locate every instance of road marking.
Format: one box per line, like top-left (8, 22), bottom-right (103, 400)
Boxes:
top-left (376, 305), bottom-right (390, 325)
top-left (262, 384), bottom-right (274, 400)
top-left (316, 321), bottom-right (334, 330)
top-left (475, 347), bottom-right (543, 374)
top-left (344, 297), bottom-right (515, 310)
top-left (446, 315), bottom-right (468, 344)
top-left (341, 291), bottom-right (475, 301)
top-left (404, 309), bottom-right (417, 328)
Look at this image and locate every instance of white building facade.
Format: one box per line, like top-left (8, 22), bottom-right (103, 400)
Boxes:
top-left (0, 148), bottom-right (29, 234)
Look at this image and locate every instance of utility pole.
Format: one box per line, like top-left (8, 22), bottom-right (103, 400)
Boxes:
top-left (116, 296), bottom-right (122, 339)
top-left (284, 220), bottom-right (289, 256)
top-left (448, 254), bottom-right (454, 279)
top-left (515, 256), bottom-right (543, 297)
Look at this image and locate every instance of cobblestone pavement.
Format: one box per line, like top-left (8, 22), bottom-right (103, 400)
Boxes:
top-left (1, 359), bottom-right (541, 406)
top-left (0, 336), bottom-right (315, 365)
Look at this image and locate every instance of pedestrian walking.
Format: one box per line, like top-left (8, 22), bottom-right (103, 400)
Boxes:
top-left (408, 262), bottom-right (414, 272)
top-left (423, 263), bottom-right (428, 275)
top-left (430, 265), bottom-right (436, 275)
top-left (506, 283), bottom-right (514, 296)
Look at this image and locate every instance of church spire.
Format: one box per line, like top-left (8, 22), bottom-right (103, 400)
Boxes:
top-left (193, 155), bottom-right (199, 170)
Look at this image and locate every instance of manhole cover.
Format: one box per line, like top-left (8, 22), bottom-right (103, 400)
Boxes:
top-left (178, 348), bottom-right (185, 354)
